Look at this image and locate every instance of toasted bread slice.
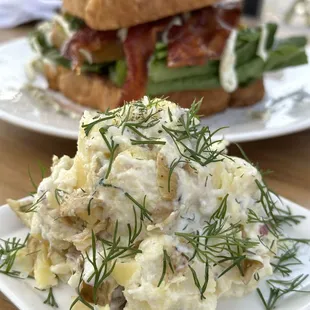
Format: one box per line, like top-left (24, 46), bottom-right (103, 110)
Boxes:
top-left (164, 88), bottom-right (230, 116)
top-left (229, 79), bottom-right (265, 107)
top-left (43, 63), bottom-right (122, 111)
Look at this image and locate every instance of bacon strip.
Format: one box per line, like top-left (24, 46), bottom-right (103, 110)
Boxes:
top-left (167, 2), bottom-right (241, 68)
top-left (120, 18), bottom-right (172, 103)
top-left (62, 27), bottom-right (119, 71)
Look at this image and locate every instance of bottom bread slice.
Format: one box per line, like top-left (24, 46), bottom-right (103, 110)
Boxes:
top-left (165, 79), bottom-right (265, 116)
top-left (43, 63), bottom-right (265, 116)
top-left (44, 63), bottom-right (122, 111)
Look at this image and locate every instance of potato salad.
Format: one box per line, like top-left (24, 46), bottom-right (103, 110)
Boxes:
top-left (7, 98), bottom-right (285, 309)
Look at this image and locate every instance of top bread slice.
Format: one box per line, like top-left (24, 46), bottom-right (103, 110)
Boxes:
top-left (63, 0), bottom-right (220, 30)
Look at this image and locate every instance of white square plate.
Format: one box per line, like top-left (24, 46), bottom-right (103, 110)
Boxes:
top-left (0, 197), bottom-right (310, 310)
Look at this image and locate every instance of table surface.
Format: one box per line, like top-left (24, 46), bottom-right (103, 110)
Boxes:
top-left (0, 26), bottom-right (310, 310)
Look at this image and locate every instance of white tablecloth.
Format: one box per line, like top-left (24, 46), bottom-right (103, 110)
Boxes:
top-left (0, 0), bottom-right (61, 28)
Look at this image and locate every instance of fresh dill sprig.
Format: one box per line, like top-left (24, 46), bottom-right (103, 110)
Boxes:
top-left (253, 180), bottom-right (281, 237)
top-left (158, 249), bottom-right (174, 287)
top-left (70, 263), bottom-right (94, 310)
top-left (86, 217), bottom-right (142, 305)
top-left (43, 287), bottom-right (58, 308)
top-left (127, 206), bottom-right (143, 246)
top-left (257, 274), bottom-right (310, 310)
top-left (99, 128), bottom-right (119, 179)
top-left (274, 205), bottom-right (306, 226)
top-left (161, 119), bottom-right (226, 167)
top-left (0, 234), bottom-right (29, 278)
top-left (87, 197), bottom-right (94, 216)
top-left (82, 115), bottom-right (115, 136)
top-left (20, 191), bottom-right (47, 213)
top-left (176, 219), bottom-right (258, 274)
top-left (271, 243), bottom-right (302, 277)
top-left (85, 230), bottom-right (118, 304)
top-left (189, 261), bottom-right (209, 300)
top-left (28, 166), bottom-right (38, 194)
top-left (210, 195), bottom-right (229, 221)
top-left (54, 188), bottom-right (68, 206)
top-left (278, 238), bottom-right (310, 245)
top-left (130, 139), bottom-right (166, 145)
top-left (167, 107), bottom-right (173, 122)
top-left (121, 104), bottom-right (160, 133)
top-left (74, 206), bottom-right (144, 306)
top-left (258, 235), bottom-right (276, 255)
top-left (28, 161), bottom-right (47, 195)
top-left (124, 193), bottom-right (153, 222)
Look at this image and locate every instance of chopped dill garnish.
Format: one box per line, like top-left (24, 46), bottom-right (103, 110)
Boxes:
top-left (0, 234), bottom-right (29, 278)
top-left (124, 193), bottom-right (153, 222)
top-left (130, 139), bottom-right (166, 145)
top-left (210, 194), bottom-right (229, 221)
top-left (83, 209), bottom-right (143, 305)
top-left (43, 287), bottom-right (58, 308)
top-left (176, 219), bottom-right (258, 275)
top-left (189, 261), bottom-right (209, 300)
top-left (158, 249), bottom-right (174, 287)
top-left (87, 197), bottom-right (94, 216)
top-left (99, 128), bottom-right (119, 179)
top-left (54, 188), bottom-right (68, 206)
top-left (271, 242), bottom-right (302, 277)
top-left (167, 107), bottom-right (173, 122)
top-left (82, 115), bottom-right (115, 136)
top-left (70, 265), bottom-right (94, 310)
top-left (257, 274), bottom-right (310, 310)
top-left (20, 191), bottom-right (47, 213)
top-left (28, 161), bottom-right (47, 195)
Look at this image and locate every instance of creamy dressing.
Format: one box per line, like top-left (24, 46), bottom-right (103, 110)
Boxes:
top-left (220, 30), bottom-right (238, 93)
top-left (117, 28), bottom-right (128, 42)
top-left (257, 24), bottom-right (269, 61)
top-left (53, 14), bottom-right (76, 38)
top-left (37, 21), bottom-right (54, 47)
top-left (79, 48), bottom-right (93, 64)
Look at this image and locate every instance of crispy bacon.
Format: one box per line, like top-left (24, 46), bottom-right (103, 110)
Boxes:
top-left (120, 18), bottom-right (172, 103)
top-left (167, 2), bottom-right (241, 68)
top-left (62, 3), bottom-right (241, 104)
top-left (63, 27), bottom-right (119, 71)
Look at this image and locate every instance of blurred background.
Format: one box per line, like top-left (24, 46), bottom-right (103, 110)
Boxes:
top-left (244, 0), bottom-right (310, 32)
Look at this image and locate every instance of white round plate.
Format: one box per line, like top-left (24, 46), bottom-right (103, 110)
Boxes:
top-left (0, 38), bottom-right (310, 142)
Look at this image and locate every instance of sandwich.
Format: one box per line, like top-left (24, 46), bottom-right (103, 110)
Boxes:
top-left (29, 0), bottom-right (308, 116)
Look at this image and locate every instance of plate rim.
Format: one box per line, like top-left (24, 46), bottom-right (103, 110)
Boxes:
top-left (217, 117), bottom-right (310, 143)
top-left (0, 109), bottom-right (78, 140)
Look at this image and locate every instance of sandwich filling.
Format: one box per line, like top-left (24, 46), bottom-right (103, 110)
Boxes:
top-left (29, 1), bottom-right (308, 105)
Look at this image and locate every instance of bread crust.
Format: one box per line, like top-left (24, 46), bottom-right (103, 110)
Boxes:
top-left (164, 88), bottom-right (230, 116)
top-left (164, 79), bottom-right (265, 115)
top-left (63, 0), bottom-right (220, 30)
top-left (229, 79), bottom-right (265, 107)
top-left (43, 63), bottom-right (264, 115)
top-left (43, 63), bottom-right (122, 111)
